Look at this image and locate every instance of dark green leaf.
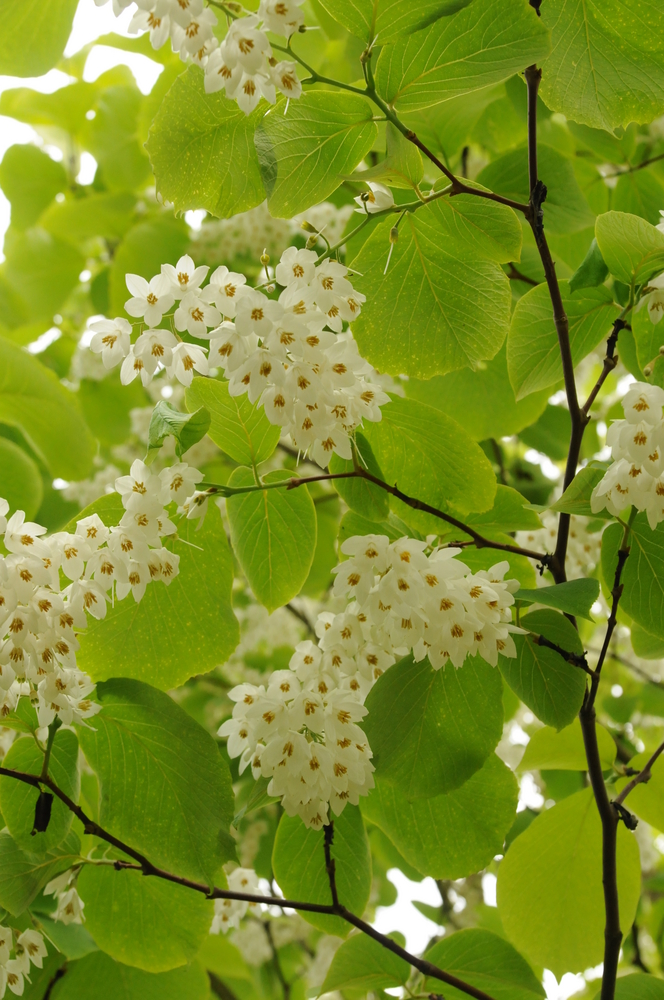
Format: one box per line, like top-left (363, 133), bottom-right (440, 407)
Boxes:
top-left (516, 578), bottom-right (600, 621)
top-left (425, 928), bottom-right (544, 1000)
top-left (50, 952), bottom-right (211, 1000)
top-left (322, 932), bottom-right (410, 992)
top-left (601, 513), bottom-right (664, 641)
top-left (0, 829), bottom-right (80, 917)
top-left (549, 464), bottom-right (610, 517)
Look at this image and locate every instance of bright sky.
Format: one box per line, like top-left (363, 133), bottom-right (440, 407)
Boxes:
top-left (0, 8), bottom-right (599, 997)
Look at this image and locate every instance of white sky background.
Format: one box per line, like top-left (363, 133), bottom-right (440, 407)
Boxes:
top-left (0, 7), bottom-right (595, 996)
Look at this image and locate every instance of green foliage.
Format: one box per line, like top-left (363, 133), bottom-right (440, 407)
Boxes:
top-left (595, 211), bottom-right (664, 286)
top-left (145, 400), bottom-right (211, 464)
top-left (76, 495), bottom-right (239, 688)
top-left (317, 0), bottom-right (469, 45)
top-left (374, 0), bottom-right (550, 112)
top-left (519, 719), bottom-right (616, 772)
top-left (322, 932), bottom-right (410, 992)
top-left (362, 754), bottom-right (518, 878)
top-left (364, 654), bottom-right (503, 799)
top-left (147, 69), bottom-right (265, 218)
top-left (3, 228), bottom-right (84, 323)
top-left (0, 436), bottom-right (43, 517)
top-left (499, 610), bottom-right (587, 729)
top-left (609, 977), bottom-right (664, 1000)
top-left (0, 731), bottom-right (79, 854)
top-left (425, 928), bottom-right (545, 1000)
top-left (272, 806), bottom-right (371, 935)
top-left (0, 145), bottom-right (67, 230)
top-left (569, 238), bottom-right (609, 294)
top-left (50, 951), bottom-right (210, 1000)
top-left (550, 464), bottom-right (609, 517)
top-left (352, 204), bottom-right (513, 378)
top-left (0, 829), bottom-right (81, 916)
top-left (602, 514), bottom-right (664, 641)
top-left (616, 750), bottom-right (664, 832)
top-left (508, 282), bottom-right (620, 399)
top-left (77, 864), bottom-right (213, 972)
top-left (256, 92), bottom-right (377, 218)
top-left (78, 679), bottom-right (235, 884)
top-left (108, 216), bottom-right (189, 316)
top-left (497, 788), bottom-right (642, 976)
top-left (347, 122), bottom-right (423, 189)
top-left (516, 578), bottom-right (600, 621)
top-left (226, 468), bottom-right (317, 612)
top-left (0, 0), bottom-right (79, 77)
top-left (539, 0), bottom-right (664, 130)
top-left (328, 435), bottom-right (389, 521)
top-left (185, 377), bottom-right (280, 467)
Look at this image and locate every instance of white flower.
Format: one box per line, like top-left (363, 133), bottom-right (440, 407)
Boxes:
top-left (0, 499), bottom-right (8, 534)
top-left (644, 272), bottom-right (664, 324)
top-left (120, 348), bottom-right (152, 386)
top-left (159, 463), bottom-right (202, 505)
top-left (258, 0), bottom-right (304, 36)
top-left (232, 71), bottom-right (276, 114)
top-left (174, 291), bottom-right (220, 338)
top-left (128, 6), bottom-right (171, 47)
top-left (4, 512), bottom-right (49, 558)
top-left (168, 341), bottom-right (209, 386)
top-left (204, 266), bottom-right (248, 317)
top-left (270, 61), bottom-right (302, 99)
top-left (124, 273), bottom-right (175, 326)
top-left (275, 247), bottom-right (317, 288)
top-left (204, 47), bottom-right (242, 96)
top-left (223, 15), bottom-right (271, 74)
top-left (354, 182), bottom-right (395, 214)
top-left (89, 317), bottom-right (132, 369)
top-left (161, 255), bottom-right (208, 298)
top-left (133, 329), bottom-right (178, 374)
top-left (16, 930), bottom-right (47, 970)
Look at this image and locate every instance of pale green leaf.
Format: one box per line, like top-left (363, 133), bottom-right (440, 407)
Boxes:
top-left (613, 171), bottom-right (664, 226)
top-left (2, 227), bottom-right (84, 322)
top-left (595, 211), bottom-right (664, 285)
top-left (351, 204), bottom-right (512, 378)
top-left (316, 0), bottom-right (471, 45)
top-left (569, 238), bottom-right (609, 294)
top-left (255, 92), bottom-right (377, 218)
top-left (50, 952), bottom-right (210, 1000)
top-left (347, 122), bottom-right (423, 189)
top-left (425, 928), bottom-right (545, 1000)
top-left (508, 281), bottom-right (620, 399)
top-left (497, 787), bottom-right (642, 976)
top-left (41, 191), bottom-right (137, 244)
top-left (364, 654), bottom-right (504, 799)
top-left (145, 400), bottom-right (211, 464)
top-left (226, 468), bottom-right (317, 612)
top-left (272, 805), bottom-right (371, 936)
top-left (549, 464), bottom-right (610, 518)
top-left (76, 495), bottom-right (239, 690)
top-left (0, 337), bottom-right (96, 479)
top-left (519, 719), bottom-right (616, 772)
top-left (0, 0), bottom-right (78, 77)
top-left (146, 68), bottom-right (265, 219)
top-left (0, 144), bottom-right (67, 230)
top-left (362, 754), bottom-right (517, 879)
top-left (77, 864), bottom-right (213, 973)
top-left (607, 977), bottom-right (664, 1000)
top-left (374, 0), bottom-right (550, 112)
top-left (185, 377), bottom-right (280, 467)
top-left (109, 217), bottom-right (189, 316)
top-left (321, 932), bottom-right (410, 993)
top-left (499, 609), bottom-right (587, 729)
top-left (0, 436), bottom-right (43, 519)
top-left (601, 514), bottom-right (664, 641)
top-left (84, 81), bottom-right (151, 193)
top-left (539, 0), bottom-right (664, 131)
top-left (78, 678), bottom-right (235, 885)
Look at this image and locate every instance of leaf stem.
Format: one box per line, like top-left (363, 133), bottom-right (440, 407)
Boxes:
top-left (614, 740), bottom-right (664, 807)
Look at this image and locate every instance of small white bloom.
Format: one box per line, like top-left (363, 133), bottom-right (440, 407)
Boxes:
top-left (89, 317), bottom-right (132, 369)
top-left (124, 273), bottom-right (175, 326)
top-left (354, 182), bottom-right (395, 214)
top-left (168, 341), bottom-right (209, 386)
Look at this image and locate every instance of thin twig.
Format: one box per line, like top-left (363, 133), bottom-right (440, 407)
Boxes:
top-left (530, 634), bottom-right (592, 673)
top-left (582, 319), bottom-right (625, 416)
top-left (507, 264), bottom-right (538, 287)
top-left (614, 740), bottom-right (664, 807)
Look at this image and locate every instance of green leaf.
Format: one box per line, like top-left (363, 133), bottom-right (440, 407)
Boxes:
top-left (613, 171), bottom-right (664, 227)
top-left (146, 68), bottom-right (265, 219)
top-left (351, 204), bottom-right (513, 378)
top-left (364, 653), bottom-right (503, 799)
top-left (271, 805), bottom-right (371, 936)
top-left (607, 977), bottom-right (664, 1000)
top-left (316, 0), bottom-right (471, 45)
top-left (0, 82), bottom-right (96, 136)
top-left (347, 123), bottom-right (423, 189)
top-left (519, 719), bottom-right (616, 772)
top-left (405, 345), bottom-right (549, 442)
top-left (226, 468), bottom-right (317, 612)
top-left (516, 578), bottom-right (600, 621)
top-left (499, 609), bottom-right (587, 729)
top-left (328, 434), bottom-right (389, 522)
top-left (185, 377), bottom-right (280, 467)
top-left (0, 829), bottom-right (81, 917)
top-left (145, 400), bottom-right (211, 464)
top-left (35, 915), bottom-right (97, 960)
top-left (458, 486), bottom-right (543, 536)
top-left (0, 145), bottom-right (67, 230)
top-left (601, 514), bottom-right (664, 641)
top-left (255, 92), bottom-right (377, 218)
top-left (109, 217), bottom-right (189, 317)
top-left (51, 952), bottom-right (211, 1000)
top-left (0, 436), bottom-right (43, 518)
top-left (0, 731), bottom-right (79, 854)
top-left (362, 754), bottom-right (517, 878)
top-left (0, 0), bottom-right (78, 77)
top-left (40, 192), bottom-right (137, 244)
top-left (338, 509), bottom-right (414, 547)
top-left (77, 864), bottom-right (213, 973)
top-left (569, 238), bottom-right (609, 294)
top-left (497, 787), bottom-right (642, 976)
top-left (19, 949), bottom-right (65, 998)
top-left (630, 623), bottom-right (664, 659)
top-left (457, 539), bottom-right (537, 590)
top-left (633, 299), bottom-right (664, 376)
top-left (425, 928), bottom-right (545, 1000)
top-left (76, 494), bottom-right (239, 690)
top-left (2, 228), bottom-right (84, 322)
top-left (595, 211), bottom-right (664, 286)
top-left (477, 146), bottom-right (594, 236)
top-left (301, 495), bottom-right (342, 598)
top-left (360, 396), bottom-right (497, 531)
top-left (78, 678), bottom-right (235, 885)
top-left (539, 0), bottom-right (664, 131)
top-left (374, 0), bottom-right (550, 112)
top-left (78, 376), bottom-right (148, 449)
top-left (85, 82), bottom-right (151, 193)
top-left (508, 282), bottom-right (620, 399)
top-left (549, 464), bottom-right (609, 517)
top-left (321, 932), bottom-right (410, 993)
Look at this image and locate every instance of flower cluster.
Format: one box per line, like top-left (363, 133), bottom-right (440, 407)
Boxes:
top-left (90, 249), bottom-right (388, 467)
top-left (44, 869), bottom-right (86, 925)
top-left (94, 0), bottom-right (304, 114)
top-left (0, 927), bottom-right (47, 998)
top-left (0, 460), bottom-right (199, 733)
top-left (591, 382), bottom-right (664, 527)
top-left (220, 535), bottom-right (521, 827)
top-left (516, 511), bottom-right (603, 581)
top-left (331, 535), bottom-right (522, 670)
top-left (211, 867), bottom-right (261, 933)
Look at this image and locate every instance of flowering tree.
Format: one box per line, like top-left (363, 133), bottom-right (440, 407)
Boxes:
top-left (1, 1), bottom-right (664, 998)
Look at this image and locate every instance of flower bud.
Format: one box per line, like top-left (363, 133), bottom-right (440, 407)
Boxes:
top-left (305, 235), bottom-right (318, 249)
top-left (389, 226), bottom-right (399, 245)
top-left (300, 220), bottom-right (319, 234)
top-left (644, 363), bottom-right (653, 376)
top-left (260, 250), bottom-right (270, 266)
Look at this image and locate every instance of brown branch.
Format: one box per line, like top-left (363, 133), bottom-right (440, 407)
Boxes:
top-left (530, 633), bottom-right (592, 674)
top-left (582, 320), bottom-right (625, 416)
top-left (265, 920), bottom-right (291, 1000)
top-left (0, 767), bottom-right (499, 1000)
top-left (614, 740), bottom-right (664, 807)
top-left (209, 972), bottom-right (241, 1000)
top-left (507, 264), bottom-right (538, 286)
